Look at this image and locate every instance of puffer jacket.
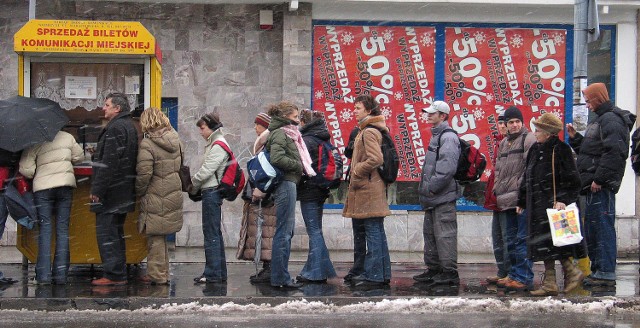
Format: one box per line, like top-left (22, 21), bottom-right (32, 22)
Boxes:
top-left (19, 131), bottom-right (84, 192)
top-left (135, 127), bottom-right (183, 235)
top-left (191, 129), bottom-right (228, 191)
top-left (418, 121), bottom-right (461, 209)
top-left (342, 115), bottom-right (391, 219)
top-left (492, 128), bottom-right (536, 210)
top-left (266, 116), bottom-right (303, 184)
top-left (569, 101), bottom-right (636, 194)
top-left (298, 118), bottom-right (331, 202)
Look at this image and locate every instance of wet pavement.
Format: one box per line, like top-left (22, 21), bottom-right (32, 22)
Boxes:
top-left (0, 246), bottom-right (637, 309)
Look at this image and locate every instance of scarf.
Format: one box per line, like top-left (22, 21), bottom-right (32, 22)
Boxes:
top-left (282, 124), bottom-right (316, 177)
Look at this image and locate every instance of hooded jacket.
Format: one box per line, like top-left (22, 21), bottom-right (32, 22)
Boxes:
top-left (19, 131), bottom-right (84, 192)
top-left (298, 118), bottom-right (331, 202)
top-left (266, 116), bottom-right (303, 184)
top-left (492, 128), bottom-right (536, 210)
top-left (191, 128), bottom-right (228, 191)
top-left (569, 84), bottom-right (636, 193)
top-left (418, 121), bottom-right (461, 209)
top-left (135, 127), bottom-right (183, 235)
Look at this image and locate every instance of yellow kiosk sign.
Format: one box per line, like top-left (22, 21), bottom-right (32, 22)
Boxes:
top-left (14, 19), bottom-right (156, 55)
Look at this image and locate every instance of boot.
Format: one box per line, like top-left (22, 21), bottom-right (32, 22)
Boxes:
top-left (561, 258), bottom-right (584, 293)
top-left (530, 260), bottom-right (559, 296)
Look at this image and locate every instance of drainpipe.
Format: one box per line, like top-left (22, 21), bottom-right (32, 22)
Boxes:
top-left (29, 0), bottom-right (35, 20)
top-left (573, 0), bottom-right (599, 133)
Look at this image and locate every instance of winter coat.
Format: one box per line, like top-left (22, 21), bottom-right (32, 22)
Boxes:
top-left (266, 116), bottom-right (303, 184)
top-left (342, 115), bottom-right (391, 219)
top-left (297, 119), bottom-right (331, 203)
top-left (518, 136), bottom-right (587, 262)
top-left (493, 128), bottom-right (536, 210)
top-left (418, 121), bottom-right (461, 209)
top-left (569, 101), bottom-right (635, 194)
top-left (19, 131), bottom-right (84, 192)
top-left (191, 129), bottom-right (228, 192)
top-left (135, 127), bottom-right (183, 235)
top-left (90, 111), bottom-right (139, 214)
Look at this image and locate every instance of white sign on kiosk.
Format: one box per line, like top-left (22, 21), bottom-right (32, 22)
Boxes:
top-left (64, 76), bottom-right (97, 99)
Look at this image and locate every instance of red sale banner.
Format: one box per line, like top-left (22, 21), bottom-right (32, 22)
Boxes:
top-left (313, 25), bottom-right (436, 181)
top-left (445, 27), bottom-right (567, 177)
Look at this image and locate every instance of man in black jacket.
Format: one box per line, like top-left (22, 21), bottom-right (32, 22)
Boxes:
top-left (567, 83), bottom-right (636, 287)
top-left (89, 93), bottom-right (138, 286)
top-left (0, 149), bottom-right (21, 285)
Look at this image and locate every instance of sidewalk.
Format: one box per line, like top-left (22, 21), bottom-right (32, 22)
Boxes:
top-left (0, 246), bottom-right (638, 311)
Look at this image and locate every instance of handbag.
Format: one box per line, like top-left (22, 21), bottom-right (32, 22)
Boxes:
top-left (546, 147), bottom-right (583, 247)
top-left (178, 144), bottom-right (203, 202)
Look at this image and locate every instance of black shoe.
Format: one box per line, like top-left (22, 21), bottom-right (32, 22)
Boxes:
top-left (343, 272), bottom-right (357, 283)
top-left (354, 279), bottom-right (385, 287)
top-left (413, 269), bottom-right (441, 282)
top-left (583, 275), bottom-right (616, 287)
top-left (272, 281), bottom-right (303, 289)
top-left (428, 270), bottom-right (460, 286)
top-left (296, 275), bottom-right (327, 283)
top-left (250, 267), bottom-right (272, 283)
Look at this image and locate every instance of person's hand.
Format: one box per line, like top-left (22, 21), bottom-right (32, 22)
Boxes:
top-left (516, 206), bottom-right (524, 215)
top-left (566, 123), bottom-right (576, 138)
top-left (554, 202), bottom-right (566, 210)
top-left (590, 181), bottom-right (602, 193)
top-left (252, 189), bottom-right (266, 202)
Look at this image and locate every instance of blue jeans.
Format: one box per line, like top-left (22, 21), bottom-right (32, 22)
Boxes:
top-left (584, 189), bottom-right (617, 280)
top-left (34, 187), bottom-right (73, 284)
top-left (503, 209), bottom-right (533, 285)
top-left (270, 181), bottom-right (296, 286)
top-left (360, 217), bottom-right (391, 282)
top-left (491, 210), bottom-right (510, 278)
top-left (299, 200), bottom-right (336, 280)
top-left (348, 218), bottom-right (366, 277)
top-left (201, 189), bottom-right (227, 281)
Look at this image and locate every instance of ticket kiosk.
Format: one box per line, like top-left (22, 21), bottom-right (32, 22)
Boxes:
top-left (13, 19), bottom-right (163, 264)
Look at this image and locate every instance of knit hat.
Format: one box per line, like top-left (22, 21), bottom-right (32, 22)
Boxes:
top-left (533, 113), bottom-right (563, 135)
top-left (254, 112), bottom-right (271, 129)
top-left (503, 106), bottom-right (523, 122)
top-left (583, 83), bottom-right (609, 109)
top-left (423, 100), bottom-right (450, 114)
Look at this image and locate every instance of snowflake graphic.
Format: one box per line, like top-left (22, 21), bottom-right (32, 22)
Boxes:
top-left (382, 29), bottom-right (394, 43)
top-left (473, 108), bottom-right (485, 120)
top-left (420, 112), bottom-right (429, 124)
top-left (341, 32), bottom-right (354, 45)
top-left (314, 90), bottom-right (324, 100)
top-left (340, 109), bottom-right (354, 122)
top-left (485, 93), bottom-right (494, 102)
top-left (551, 109), bottom-right (563, 120)
top-left (510, 34), bottom-right (524, 48)
top-left (381, 106), bottom-right (392, 120)
top-left (420, 33), bottom-right (434, 47)
top-left (551, 32), bottom-right (565, 46)
top-left (474, 31), bottom-right (487, 44)
top-left (484, 169), bottom-right (492, 178)
top-left (394, 91), bottom-right (403, 101)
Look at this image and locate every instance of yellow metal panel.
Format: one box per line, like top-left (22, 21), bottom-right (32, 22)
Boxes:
top-left (17, 55), bottom-right (24, 96)
top-left (150, 57), bottom-right (162, 108)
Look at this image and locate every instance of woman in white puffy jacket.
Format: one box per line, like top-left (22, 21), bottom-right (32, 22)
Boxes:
top-left (19, 130), bottom-right (83, 285)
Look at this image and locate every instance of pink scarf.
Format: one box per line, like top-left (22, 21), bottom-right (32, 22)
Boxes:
top-left (282, 124), bottom-right (316, 177)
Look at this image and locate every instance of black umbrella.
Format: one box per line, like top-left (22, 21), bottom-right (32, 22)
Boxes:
top-left (0, 96), bottom-right (69, 152)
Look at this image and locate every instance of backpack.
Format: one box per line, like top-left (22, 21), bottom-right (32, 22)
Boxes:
top-left (212, 141), bottom-right (246, 201)
top-left (363, 126), bottom-right (400, 184)
top-left (631, 128), bottom-right (640, 175)
top-left (307, 136), bottom-right (343, 189)
top-left (247, 149), bottom-right (283, 193)
top-left (437, 129), bottom-right (487, 183)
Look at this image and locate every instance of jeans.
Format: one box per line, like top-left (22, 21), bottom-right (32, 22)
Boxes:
top-left (584, 189), bottom-right (617, 280)
top-left (270, 181), bottom-right (297, 286)
top-left (201, 189), bottom-right (227, 281)
top-left (34, 187), bottom-right (73, 284)
top-left (423, 201), bottom-right (458, 272)
top-left (361, 217), bottom-right (391, 282)
top-left (348, 218), bottom-right (366, 277)
top-left (503, 209), bottom-right (533, 285)
top-left (299, 200), bottom-right (336, 280)
top-left (96, 212), bottom-right (127, 281)
top-left (491, 210), bottom-right (510, 278)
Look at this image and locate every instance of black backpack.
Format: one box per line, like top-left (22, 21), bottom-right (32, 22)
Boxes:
top-left (437, 129), bottom-right (487, 183)
top-left (362, 126), bottom-right (399, 184)
top-left (631, 128), bottom-right (640, 175)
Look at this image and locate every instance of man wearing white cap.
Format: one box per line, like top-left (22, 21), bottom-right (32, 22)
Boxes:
top-left (413, 100), bottom-right (462, 286)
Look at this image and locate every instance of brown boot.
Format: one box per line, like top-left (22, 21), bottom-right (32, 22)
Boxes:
top-left (530, 260), bottom-right (559, 296)
top-left (560, 258), bottom-right (584, 293)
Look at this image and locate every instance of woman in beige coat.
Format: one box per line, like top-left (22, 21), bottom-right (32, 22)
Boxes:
top-left (135, 107), bottom-right (183, 285)
top-left (342, 94), bottom-right (392, 287)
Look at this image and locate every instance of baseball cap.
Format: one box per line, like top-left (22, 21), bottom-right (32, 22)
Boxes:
top-left (423, 101), bottom-right (451, 114)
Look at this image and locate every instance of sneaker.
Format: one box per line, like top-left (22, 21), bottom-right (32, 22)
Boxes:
top-left (296, 275), bottom-right (327, 283)
top-left (583, 275), bottom-right (616, 287)
top-left (429, 270), bottom-right (460, 286)
top-left (496, 277), bottom-right (512, 287)
top-left (249, 267), bottom-right (271, 283)
top-left (486, 275), bottom-right (505, 284)
top-left (91, 277), bottom-right (127, 286)
top-left (413, 269), bottom-right (441, 282)
top-left (194, 275), bottom-right (226, 284)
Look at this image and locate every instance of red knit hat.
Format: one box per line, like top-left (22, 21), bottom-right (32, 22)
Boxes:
top-left (254, 112), bottom-right (271, 129)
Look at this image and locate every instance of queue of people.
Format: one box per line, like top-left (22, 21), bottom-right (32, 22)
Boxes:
top-left (0, 82), bottom-right (634, 293)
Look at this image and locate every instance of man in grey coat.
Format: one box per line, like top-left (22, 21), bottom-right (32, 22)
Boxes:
top-left (414, 100), bottom-right (461, 286)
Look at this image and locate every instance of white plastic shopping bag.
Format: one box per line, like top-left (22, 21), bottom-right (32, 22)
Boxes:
top-left (546, 203), bottom-right (583, 247)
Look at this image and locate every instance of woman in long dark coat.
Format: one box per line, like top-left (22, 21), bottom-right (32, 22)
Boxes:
top-left (516, 113), bottom-right (587, 296)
